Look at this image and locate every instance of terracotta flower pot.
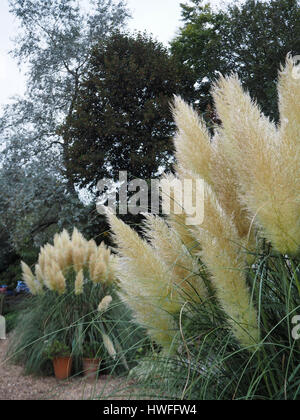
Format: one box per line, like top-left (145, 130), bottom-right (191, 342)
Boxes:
top-left (53, 356), bottom-right (73, 380)
top-left (82, 358), bottom-right (101, 381)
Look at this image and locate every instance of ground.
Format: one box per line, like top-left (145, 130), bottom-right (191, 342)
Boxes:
top-left (0, 335), bottom-right (136, 400)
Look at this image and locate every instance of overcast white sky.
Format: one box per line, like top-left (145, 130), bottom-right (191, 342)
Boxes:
top-left (0, 0), bottom-right (229, 108)
top-left (127, 0), bottom-right (183, 42)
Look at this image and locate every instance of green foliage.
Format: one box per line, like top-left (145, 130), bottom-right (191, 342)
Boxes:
top-left (4, 311), bottom-right (19, 333)
top-left (44, 340), bottom-right (71, 360)
top-left (171, 0), bottom-right (300, 121)
top-left (82, 341), bottom-right (103, 359)
top-left (61, 31), bottom-right (196, 189)
top-left (130, 250), bottom-right (300, 400)
top-left (0, 260), bottom-right (21, 290)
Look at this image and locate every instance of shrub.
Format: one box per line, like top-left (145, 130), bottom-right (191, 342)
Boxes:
top-left (9, 228), bottom-right (145, 376)
top-left (5, 311), bottom-right (19, 333)
top-left (44, 340), bottom-right (71, 360)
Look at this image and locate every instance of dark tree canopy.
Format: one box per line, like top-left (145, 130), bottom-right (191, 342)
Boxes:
top-left (171, 0), bottom-right (300, 121)
top-left (62, 31), bottom-right (196, 189)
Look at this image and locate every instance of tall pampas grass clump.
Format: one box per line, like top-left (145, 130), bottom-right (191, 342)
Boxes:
top-left (107, 57), bottom-right (300, 400)
top-left (9, 229), bottom-right (143, 377)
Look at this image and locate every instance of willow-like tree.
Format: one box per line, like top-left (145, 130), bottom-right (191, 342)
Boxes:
top-left (2, 0), bottom-right (129, 189)
top-left (0, 0), bottom-right (128, 284)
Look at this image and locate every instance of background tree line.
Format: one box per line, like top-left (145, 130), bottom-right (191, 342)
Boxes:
top-left (1, 0), bottom-right (299, 287)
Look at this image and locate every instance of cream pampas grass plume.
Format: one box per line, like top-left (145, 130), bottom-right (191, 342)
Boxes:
top-left (106, 210), bottom-right (179, 349)
top-left (212, 56), bottom-right (300, 255)
top-left (43, 259), bottom-right (66, 295)
top-left (161, 173), bottom-right (200, 254)
top-left (74, 270), bottom-right (84, 295)
top-left (173, 96), bottom-right (213, 185)
top-left (106, 210), bottom-right (183, 313)
top-left (192, 183), bottom-right (260, 347)
top-left (172, 96), bottom-right (254, 245)
top-left (102, 333), bottom-right (117, 359)
top-left (21, 228), bottom-right (117, 296)
top-left (88, 242), bottom-right (116, 284)
top-left (142, 213), bottom-right (208, 303)
top-left (278, 55), bottom-right (300, 137)
top-left (98, 295), bottom-right (112, 312)
top-left (21, 262), bottom-right (43, 295)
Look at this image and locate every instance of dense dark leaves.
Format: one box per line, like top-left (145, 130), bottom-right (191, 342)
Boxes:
top-left (61, 32), bottom-right (195, 189)
top-left (171, 0), bottom-right (300, 121)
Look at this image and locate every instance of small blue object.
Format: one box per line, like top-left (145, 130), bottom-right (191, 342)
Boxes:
top-left (15, 281), bottom-right (30, 294)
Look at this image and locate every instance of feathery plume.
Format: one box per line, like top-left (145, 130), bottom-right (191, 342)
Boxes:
top-left (92, 259), bottom-right (107, 284)
top-left (86, 239), bottom-right (98, 261)
top-left (106, 210), bottom-right (179, 348)
top-left (54, 269), bottom-right (67, 295)
top-left (34, 264), bottom-right (44, 285)
top-left (102, 333), bottom-right (117, 359)
top-left (278, 54), bottom-right (300, 137)
top-left (213, 65), bottom-right (300, 255)
top-left (44, 260), bottom-right (66, 295)
top-left (142, 213), bottom-right (207, 303)
top-left (98, 295), bottom-right (112, 312)
top-left (107, 210), bottom-right (182, 313)
top-left (74, 269), bottom-right (84, 295)
top-left (173, 97), bottom-right (254, 245)
top-left (162, 173), bottom-right (200, 254)
top-left (172, 96), bottom-right (213, 185)
top-left (72, 245), bottom-right (86, 272)
top-left (21, 262), bottom-right (43, 295)
top-left (192, 183), bottom-right (260, 347)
